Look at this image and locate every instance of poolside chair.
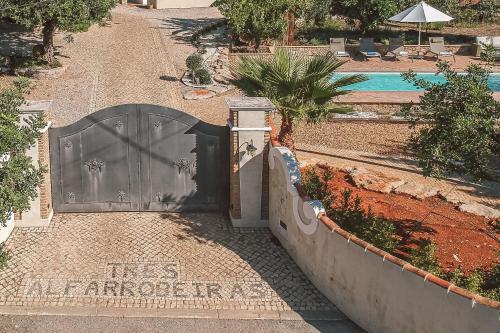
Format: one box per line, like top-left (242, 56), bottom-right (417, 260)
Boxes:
top-left (359, 38), bottom-right (381, 60)
top-left (329, 38), bottom-right (351, 58)
top-left (428, 37), bottom-right (455, 62)
top-left (387, 37), bottom-right (411, 61)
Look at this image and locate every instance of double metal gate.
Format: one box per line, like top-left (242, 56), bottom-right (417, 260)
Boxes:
top-left (49, 104), bottom-right (229, 213)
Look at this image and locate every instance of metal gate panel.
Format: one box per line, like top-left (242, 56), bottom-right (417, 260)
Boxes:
top-left (49, 104), bottom-right (229, 213)
top-left (138, 105), bottom-right (229, 212)
top-left (50, 105), bottom-right (141, 212)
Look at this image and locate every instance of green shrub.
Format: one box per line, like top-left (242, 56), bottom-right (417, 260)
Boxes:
top-left (186, 53), bottom-right (204, 72)
top-left (309, 38), bottom-right (322, 46)
top-left (410, 239), bottom-right (442, 277)
top-left (302, 167), bottom-right (397, 253)
top-left (331, 189), bottom-right (398, 253)
top-left (0, 245), bottom-right (10, 270)
top-left (402, 62), bottom-right (500, 180)
top-left (411, 240), bottom-right (500, 301)
top-left (195, 68), bottom-right (212, 85)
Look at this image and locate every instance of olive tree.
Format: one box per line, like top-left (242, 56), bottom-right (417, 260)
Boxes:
top-left (331, 0), bottom-right (399, 33)
top-left (402, 62), bottom-right (499, 180)
top-left (214, 0), bottom-right (292, 48)
top-left (6, 0), bottom-right (115, 64)
top-left (0, 78), bottom-right (46, 227)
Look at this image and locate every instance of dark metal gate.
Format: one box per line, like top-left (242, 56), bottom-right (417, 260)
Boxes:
top-left (49, 104), bottom-right (229, 213)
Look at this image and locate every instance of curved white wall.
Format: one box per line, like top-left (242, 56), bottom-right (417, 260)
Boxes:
top-left (268, 145), bottom-right (499, 333)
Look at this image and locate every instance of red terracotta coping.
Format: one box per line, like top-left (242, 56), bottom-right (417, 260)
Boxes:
top-left (269, 123), bottom-right (500, 310)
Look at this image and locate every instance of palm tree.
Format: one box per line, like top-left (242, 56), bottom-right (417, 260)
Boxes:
top-left (230, 49), bottom-right (367, 151)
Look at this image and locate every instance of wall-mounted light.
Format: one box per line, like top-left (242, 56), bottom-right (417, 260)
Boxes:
top-left (239, 140), bottom-right (258, 157)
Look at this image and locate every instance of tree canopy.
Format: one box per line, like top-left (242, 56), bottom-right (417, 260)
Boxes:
top-left (0, 78), bottom-right (46, 226)
top-left (5, 0), bottom-right (115, 63)
top-left (402, 62), bottom-right (500, 180)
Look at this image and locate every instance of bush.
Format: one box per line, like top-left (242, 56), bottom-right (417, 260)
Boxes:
top-left (195, 68), bottom-right (212, 85)
top-left (402, 62), bottom-right (500, 180)
top-left (411, 239), bottom-right (500, 301)
top-left (302, 166), bottom-right (398, 253)
top-left (186, 53), bottom-right (203, 73)
top-left (331, 189), bottom-right (398, 253)
top-left (410, 239), bottom-right (442, 276)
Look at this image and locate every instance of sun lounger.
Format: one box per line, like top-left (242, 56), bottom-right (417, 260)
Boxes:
top-left (387, 37), bottom-right (411, 60)
top-left (329, 38), bottom-right (351, 58)
top-left (359, 38), bottom-right (382, 60)
top-left (428, 37), bottom-right (455, 61)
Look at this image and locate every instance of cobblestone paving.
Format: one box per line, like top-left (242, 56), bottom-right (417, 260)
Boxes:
top-left (0, 213), bottom-right (333, 311)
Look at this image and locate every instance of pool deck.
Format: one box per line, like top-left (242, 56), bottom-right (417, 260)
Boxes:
top-left (338, 54), bottom-right (499, 73)
top-left (335, 91), bottom-right (500, 104)
top-left (335, 55), bottom-right (499, 104)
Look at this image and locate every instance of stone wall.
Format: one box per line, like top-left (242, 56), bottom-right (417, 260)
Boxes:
top-left (268, 140), bottom-right (499, 333)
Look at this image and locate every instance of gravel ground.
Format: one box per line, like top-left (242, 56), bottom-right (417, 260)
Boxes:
top-left (287, 117), bottom-right (413, 155)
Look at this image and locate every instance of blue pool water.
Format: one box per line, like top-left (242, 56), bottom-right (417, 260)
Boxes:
top-left (333, 72), bottom-right (500, 92)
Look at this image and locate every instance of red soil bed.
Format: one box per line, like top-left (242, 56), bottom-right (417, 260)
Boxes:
top-left (323, 168), bottom-right (499, 275)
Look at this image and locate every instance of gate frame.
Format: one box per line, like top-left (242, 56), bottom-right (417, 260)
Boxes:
top-left (49, 104), bottom-right (229, 213)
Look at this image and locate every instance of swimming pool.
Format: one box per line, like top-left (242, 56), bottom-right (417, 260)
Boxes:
top-left (333, 72), bottom-right (500, 92)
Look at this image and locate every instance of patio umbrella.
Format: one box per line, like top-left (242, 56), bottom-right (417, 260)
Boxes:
top-left (389, 1), bottom-right (453, 54)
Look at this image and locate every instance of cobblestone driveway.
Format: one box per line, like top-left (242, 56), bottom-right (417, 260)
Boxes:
top-left (0, 213), bottom-right (333, 312)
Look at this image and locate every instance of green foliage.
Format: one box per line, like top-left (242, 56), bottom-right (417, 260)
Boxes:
top-left (410, 239), bottom-right (442, 277)
top-left (425, 0), bottom-right (498, 25)
top-left (6, 0), bottom-right (115, 31)
top-left (195, 68), bottom-right (212, 85)
top-left (302, 167), bottom-right (334, 209)
top-left (332, 0), bottom-right (399, 33)
top-left (0, 78), bottom-right (46, 227)
top-left (6, 0), bottom-right (115, 63)
top-left (302, 166), bottom-right (398, 253)
top-left (213, 0), bottom-right (291, 48)
top-left (402, 62), bottom-right (499, 180)
top-left (411, 240), bottom-right (500, 301)
top-left (0, 245), bottom-right (10, 270)
top-left (230, 48), bottom-right (365, 149)
top-left (331, 189), bottom-right (398, 253)
top-left (480, 43), bottom-right (498, 66)
top-left (298, 0), bottom-right (331, 26)
top-left (186, 53), bottom-right (204, 72)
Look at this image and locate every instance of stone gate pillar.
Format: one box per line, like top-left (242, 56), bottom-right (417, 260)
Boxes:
top-left (227, 97), bottom-right (274, 228)
top-left (15, 101), bottom-right (54, 227)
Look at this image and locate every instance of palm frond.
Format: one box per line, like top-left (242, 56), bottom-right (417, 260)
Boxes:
top-left (229, 49), bottom-right (363, 123)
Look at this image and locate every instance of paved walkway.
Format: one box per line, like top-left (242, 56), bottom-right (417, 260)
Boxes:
top-left (297, 144), bottom-right (500, 210)
top-left (0, 213), bottom-right (343, 317)
top-left (0, 315), bottom-right (362, 333)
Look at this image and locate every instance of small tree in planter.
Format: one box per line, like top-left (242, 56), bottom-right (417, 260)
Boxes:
top-left (186, 53), bottom-right (204, 85)
top-left (402, 62), bottom-right (499, 180)
top-left (0, 78), bottom-right (46, 228)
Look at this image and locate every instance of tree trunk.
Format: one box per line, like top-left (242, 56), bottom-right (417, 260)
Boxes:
top-left (286, 10), bottom-right (295, 45)
top-left (277, 118), bottom-right (295, 152)
top-left (42, 21), bottom-right (56, 65)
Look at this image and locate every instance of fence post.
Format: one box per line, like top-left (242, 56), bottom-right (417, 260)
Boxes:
top-left (15, 101), bottom-right (54, 227)
top-left (227, 97), bottom-right (274, 228)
